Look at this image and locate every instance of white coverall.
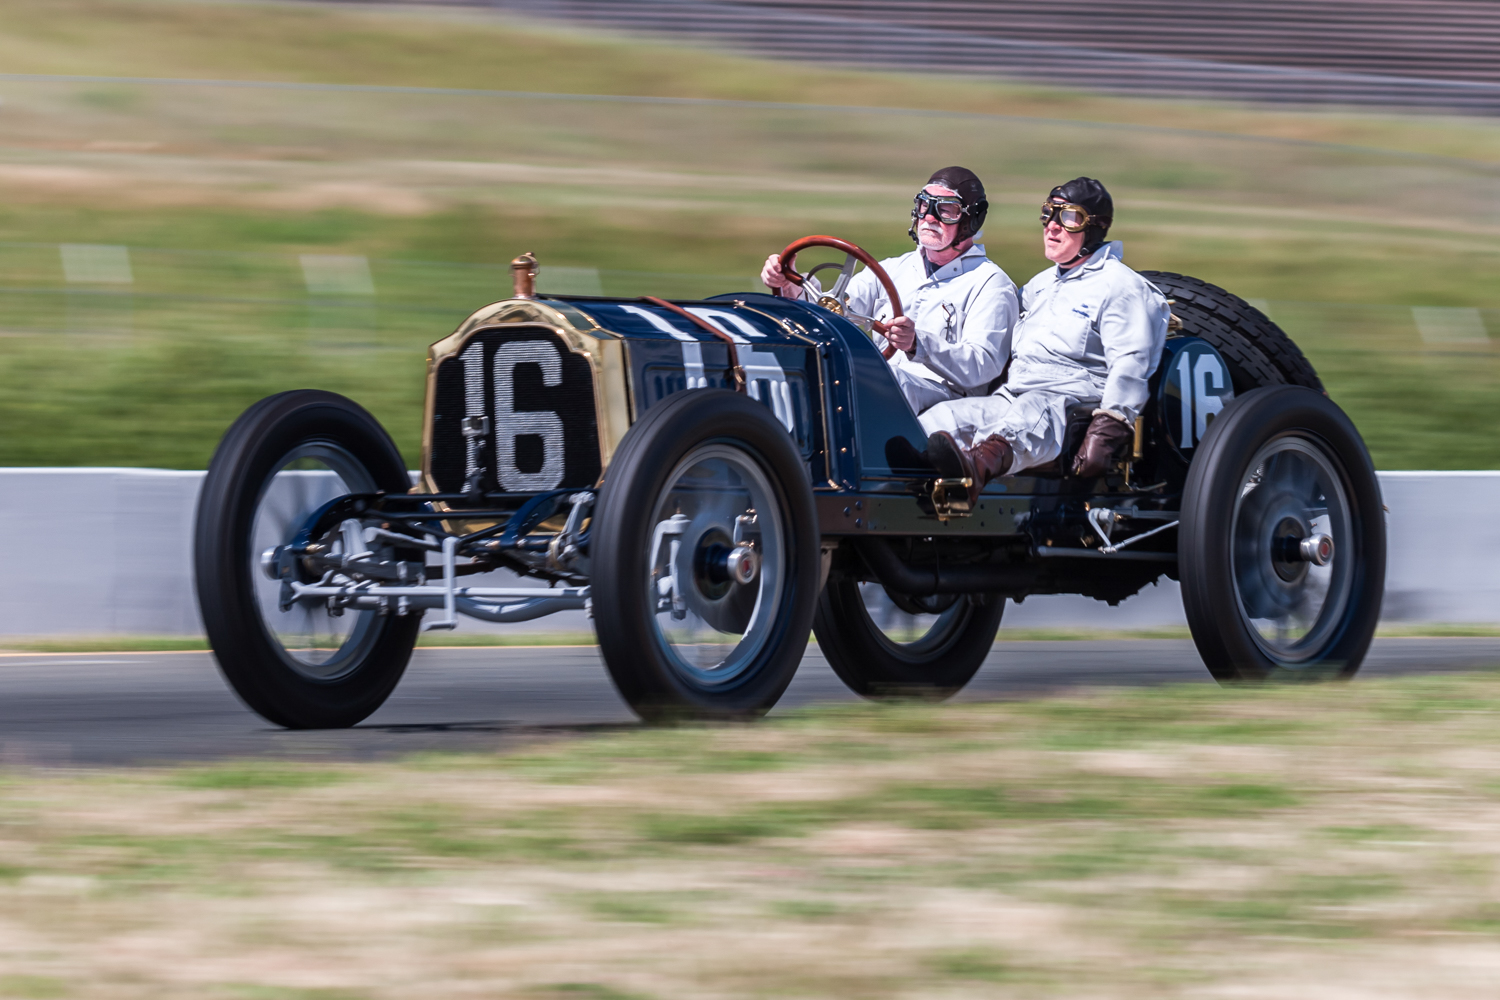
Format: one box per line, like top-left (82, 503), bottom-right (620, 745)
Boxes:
top-left (797, 244), bottom-right (1018, 413)
top-left (919, 242), bottom-right (1169, 474)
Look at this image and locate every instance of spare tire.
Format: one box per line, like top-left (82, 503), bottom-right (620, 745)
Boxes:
top-left (1139, 271), bottom-right (1321, 393)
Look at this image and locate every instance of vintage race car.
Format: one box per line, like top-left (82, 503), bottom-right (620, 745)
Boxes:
top-left (194, 237), bottom-right (1385, 728)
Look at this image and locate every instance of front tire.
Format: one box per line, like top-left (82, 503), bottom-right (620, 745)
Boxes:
top-left (1180, 385), bottom-right (1384, 681)
top-left (814, 577), bottom-right (1003, 699)
top-left (195, 390), bottom-right (421, 729)
top-left (591, 390), bottom-right (820, 722)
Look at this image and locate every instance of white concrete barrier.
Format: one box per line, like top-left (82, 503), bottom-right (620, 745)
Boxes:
top-left (0, 469), bottom-right (205, 636)
top-left (0, 468), bottom-right (1491, 636)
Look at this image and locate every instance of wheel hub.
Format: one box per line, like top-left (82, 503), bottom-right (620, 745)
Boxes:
top-left (673, 516), bottom-right (761, 635)
top-left (1270, 516), bottom-right (1310, 583)
top-left (1229, 433), bottom-right (1355, 666)
top-left (692, 528), bottom-right (736, 600)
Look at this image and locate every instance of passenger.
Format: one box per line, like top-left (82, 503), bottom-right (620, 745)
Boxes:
top-left (760, 167), bottom-right (1018, 414)
top-left (920, 177), bottom-right (1169, 503)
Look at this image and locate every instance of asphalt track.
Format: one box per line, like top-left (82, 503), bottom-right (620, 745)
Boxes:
top-left (1, 638), bottom-right (1497, 767)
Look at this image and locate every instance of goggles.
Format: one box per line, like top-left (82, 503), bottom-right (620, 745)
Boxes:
top-left (912, 192), bottom-right (967, 225)
top-left (1039, 201), bottom-right (1094, 233)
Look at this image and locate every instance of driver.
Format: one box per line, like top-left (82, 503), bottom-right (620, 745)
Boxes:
top-left (760, 166), bottom-right (1018, 414)
top-left (919, 177), bottom-right (1169, 503)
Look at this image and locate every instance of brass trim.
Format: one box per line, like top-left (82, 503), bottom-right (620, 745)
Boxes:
top-left (729, 301), bottom-right (821, 347)
top-left (930, 478), bottom-right (974, 521)
top-left (510, 251), bottom-right (538, 299)
top-left (419, 298), bottom-right (627, 500)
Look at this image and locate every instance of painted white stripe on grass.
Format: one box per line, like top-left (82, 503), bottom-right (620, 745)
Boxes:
top-left (1413, 306), bottom-right (1488, 344)
top-left (300, 255), bottom-right (375, 297)
top-left (536, 266), bottom-right (603, 296)
top-left (60, 244), bottom-right (132, 285)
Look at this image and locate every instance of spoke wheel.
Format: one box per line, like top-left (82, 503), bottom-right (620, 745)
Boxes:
top-left (1180, 385), bottom-right (1384, 681)
top-left (1230, 436), bottom-right (1353, 664)
top-left (196, 390), bottom-right (421, 728)
top-left (648, 443), bottom-right (787, 688)
top-left (593, 389), bottom-right (819, 721)
top-left (250, 442), bottom-right (382, 681)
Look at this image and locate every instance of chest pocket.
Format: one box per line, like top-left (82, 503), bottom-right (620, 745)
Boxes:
top-left (938, 300), bottom-right (959, 343)
top-left (909, 290), bottom-right (960, 343)
top-left (1055, 299), bottom-right (1099, 356)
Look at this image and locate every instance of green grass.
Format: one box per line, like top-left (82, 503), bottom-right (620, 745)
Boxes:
top-left (170, 764), bottom-right (349, 790)
top-left (0, 635), bottom-right (214, 653)
top-left (0, 0), bottom-right (1496, 468)
top-left (536, 986), bottom-right (652, 1000)
top-left (0, 976), bottom-right (69, 999)
top-left (1373, 623), bottom-right (1500, 638)
top-left (928, 949), bottom-right (1029, 983)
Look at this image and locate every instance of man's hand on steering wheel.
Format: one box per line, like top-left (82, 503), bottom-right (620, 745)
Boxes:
top-left (760, 254), bottom-right (800, 298)
top-left (882, 315), bottom-right (916, 355)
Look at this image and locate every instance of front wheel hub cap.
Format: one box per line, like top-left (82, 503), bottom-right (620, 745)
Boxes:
top-left (727, 544), bottom-right (759, 586)
top-left (1300, 533), bottom-right (1334, 566)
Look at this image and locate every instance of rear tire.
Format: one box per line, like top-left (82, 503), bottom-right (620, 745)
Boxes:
top-left (591, 390), bottom-right (820, 722)
top-left (814, 578), bottom-right (1003, 699)
top-left (195, 390), bottom-right (421, 729)
top-left (1180, 385), bottom-right (1384, 681)
top-left (1140, 271), bottom-right (1320, 393)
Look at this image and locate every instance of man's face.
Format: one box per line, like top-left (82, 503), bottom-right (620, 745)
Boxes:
top-left (1043, 197), bottom-right (1087, 263)
top-left (914, 184), bottom-right (962, 251)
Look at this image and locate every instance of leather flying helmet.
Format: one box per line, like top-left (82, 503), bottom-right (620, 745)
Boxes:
top-left (909, 166), bottom-right (988, 249)
top-left (1046, 176), bottom-right (1113, 257)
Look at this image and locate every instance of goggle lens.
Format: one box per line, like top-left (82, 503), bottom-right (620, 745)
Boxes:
top-left (1040, 202), bottom-right (1090, 232)
top-left (914, 193), bottom-right (965, 224)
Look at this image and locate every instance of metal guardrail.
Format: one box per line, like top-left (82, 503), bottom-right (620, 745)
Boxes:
top-left (376, 0), bottom-right (1500, 113)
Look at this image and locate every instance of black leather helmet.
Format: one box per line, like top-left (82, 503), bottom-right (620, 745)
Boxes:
top-left (909, 166), bottom-right (988, 249)
top-left (1048, 176), bottom-right (1114, 255)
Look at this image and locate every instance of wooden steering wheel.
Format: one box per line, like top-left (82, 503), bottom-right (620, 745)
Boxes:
top-left (778, 235), bottom-right (903, 360)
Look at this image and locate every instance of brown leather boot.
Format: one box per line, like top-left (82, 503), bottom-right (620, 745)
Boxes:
top-left (967, 435), bottom-right (1015, 497)
top-left (926, 432), bottom-right (1014, 507)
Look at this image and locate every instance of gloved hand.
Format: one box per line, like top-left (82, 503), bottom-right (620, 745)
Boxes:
top-left (1072, 412), bottom-right (1133, 478)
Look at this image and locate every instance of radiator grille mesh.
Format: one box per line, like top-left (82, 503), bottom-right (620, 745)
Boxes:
top-left (430, 328), bottom-right (601, 494)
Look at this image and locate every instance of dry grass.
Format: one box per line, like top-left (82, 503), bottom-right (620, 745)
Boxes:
top-left (1, 672), bottom-right (1500, 996)
top-left (1, 0), bottom-right (1498, 162)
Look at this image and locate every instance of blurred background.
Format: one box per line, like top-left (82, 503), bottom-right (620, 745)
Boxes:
top-left (3, 14), bottom-right (1499, 997)
top-left (0, 0), bottom-right (1496, 475)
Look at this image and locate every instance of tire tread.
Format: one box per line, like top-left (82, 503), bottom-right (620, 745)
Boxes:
top-left (1140, 271), bottom-right (1321, 392)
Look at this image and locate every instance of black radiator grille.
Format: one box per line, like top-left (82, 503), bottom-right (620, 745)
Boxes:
top-left (430, 328), bottom-right (602, 494)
